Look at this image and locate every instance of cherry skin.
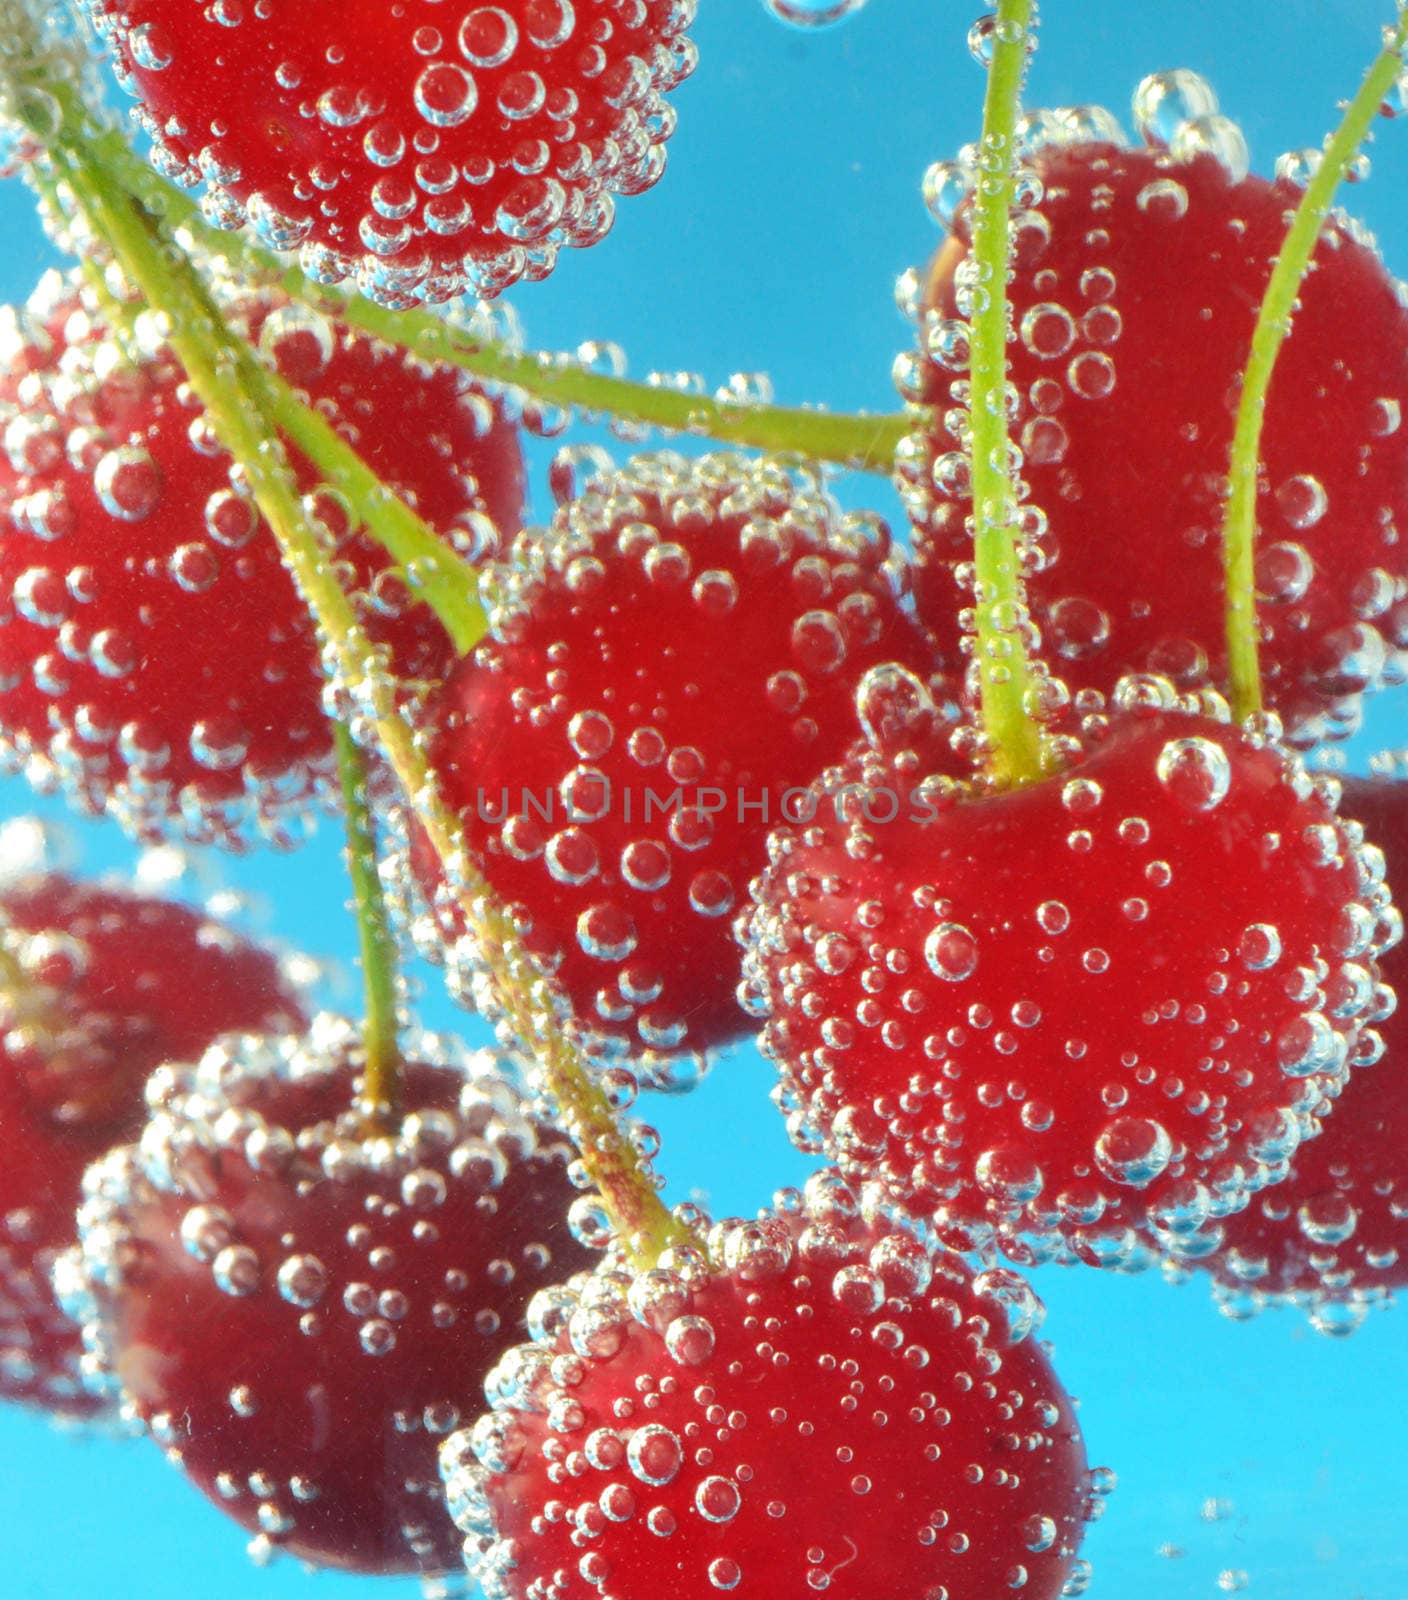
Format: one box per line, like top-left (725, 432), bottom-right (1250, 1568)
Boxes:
top-left (442, 1170), bottom-right (1100, 1600)
top-left (741, 675), bottom-right (1394, 1267)
top-left (412, 450), bottom-right (939, 1073)
top-left (1159, 774), bottom-right (1408, 1332)
top-left (0, 271), bottom-right (524, 848)
top-left (56, 1015), bottom-right (599, 1574)
top-left (0, 855), bottom-right (307, 1418)
top-left (898, 133), bottom-right (1408, 747)
top-left (83, 0), bottom-right (698, 305)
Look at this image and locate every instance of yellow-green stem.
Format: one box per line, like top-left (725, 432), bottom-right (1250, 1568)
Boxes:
top-left (1223, 5), bottom-right (1408, 723)
top-left (968, 0), bottom-right (1043, 785)
top-left (27, 163), bottom-right (136, 352)
top-left (333, 722), bottom-right (403, 1125)
top-left (252, 364), bottom-right (487, 656)
top-left (0, 938), bottom-right (66, 1044)
top-left (53, 134), bottom-right (685, 1270)
top-left (77, 113), bottom-right (908, 474)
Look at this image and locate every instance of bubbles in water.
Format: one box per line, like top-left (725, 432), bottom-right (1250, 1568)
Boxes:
top-left (1131, 69), bottom-right (1218, 147)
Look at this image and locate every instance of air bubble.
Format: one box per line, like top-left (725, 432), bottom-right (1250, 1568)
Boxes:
top-left (1275, 474), bottom-right (1328, 531)
top-left (1020, 303), bottom-right (1076, 359)
top-left (94, 446), bottom-right (162, 521)
top-left (695, 1475), bottom-right (742, 1522)
top-left (1093, 1117), bottom-right (1173, 1187)
top-left (1131, 70), bottom-right (1218, 147)
top-left (925, 922), bottom-right (979, 982)
top-left (1155, 736), bottom-right (1231, 813)
top-left (276, 1253), bottom-right (329, 1308)
top-left (459, 7), bottom-right (519, 66)
top-left (627, 1423), bottom-right (683, 1486)
top-left (664, 1315), bottom-right (715, 1366)
top-left (1170, 113), bottom-right (1250, 183)
top-left (763, 0), bottom-right (867, 28)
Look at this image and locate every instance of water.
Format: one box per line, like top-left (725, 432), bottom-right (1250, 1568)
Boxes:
top-left (2, 0), bottom-right (1407, 1596)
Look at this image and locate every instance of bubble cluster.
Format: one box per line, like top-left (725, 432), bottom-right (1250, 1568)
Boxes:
top-left (0, 842), bottom-right (306, 1419)
top-left (741, 678), bottom-right (1398, 1265)
top-left (82, 0), bottom-right (697, 305)
top-left (407, 449), bottom-right (937, 1071)
top-left (894, 75), bottom-right (1408, 746)
top-left (54, 1012), bottom-right (600, 1574)
top-left (0, 269), bottom-right (524, 848)
top-left (442, 1169), bottom-right (1102, 1600)
top-left (0, 1), bottom-right (100, 180)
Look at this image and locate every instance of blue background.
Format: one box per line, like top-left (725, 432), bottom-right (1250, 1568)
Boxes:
top-left (3, 1), bottom-right (1408, 1596)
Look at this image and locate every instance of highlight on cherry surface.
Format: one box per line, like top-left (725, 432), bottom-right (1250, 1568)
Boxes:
top-left (0, 819), bottom-right (308, 1419)
top-left (896, 73), bottom-right (1408, 750)
top-left (741, 668), bottom-right (1396, 1269)
top-left (0, 268), bottom-right (524, 850)
top-left (83, 0), bottom-right (699, 306)
top-left (442, 1167), bottom-right (1105, 1600)
top-left (54, 1011), bottom-right (603, 1575)
top-left (408, 448), bottom-right (940, 1082)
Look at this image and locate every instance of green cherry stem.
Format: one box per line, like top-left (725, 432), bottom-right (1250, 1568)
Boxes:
top-left (54, 134), bottom-right (686, 1272)
top-left (967, 0), bottom-right (1044, 786)
top-left (249, 363), bottom-right (487, 657)
top-left (332, 722), bottom-right (404, 1128)
top-left (150, 245), bottom-right (489, 659)
top-left (80, 117), bottom-right (909, 474)
top-left (1222, 3), bottom-right (1408, 723)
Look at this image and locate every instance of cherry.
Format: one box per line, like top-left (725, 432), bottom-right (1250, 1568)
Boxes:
top-left (897, 132), bottom-right (1408, 747)
top-left (412, 450), bottom-right (939, 1073)
top-left (55, 1014), bottom-right (599, 1574)
top-left (1156, 774), bottom-right (1408, 1332)
top-left (741, 673), bottom-right (1395, 1267)
top-left (83, 0), bottom-right (698, 305)
top-left (0, 848), bottom-right (307, 1419)
top-left (441, 1169), bottom-right (1100, 1600)
top-left (0, 271), bottom-right (524, 847)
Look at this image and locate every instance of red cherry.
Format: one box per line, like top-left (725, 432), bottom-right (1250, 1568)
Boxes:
top-left (1160, 774), bottom-right (1408, 1331)
top-left (0, 852), bottom-right (307, 1418)
top-left (83, 0), bottom-right (698, 305)
top-left (412, 451), bottom-right (939, 1071)
top-left (0, 272), bottom-right (523, 847)
top-left (442, 1170), bottom-right (1099, 1600)
top-left (741, 675), bottom-right (1394, 1266)
top-left (898, 136), bottom-right (1408, 746)
top-left (57, 1015), bottom-right (599, 1574)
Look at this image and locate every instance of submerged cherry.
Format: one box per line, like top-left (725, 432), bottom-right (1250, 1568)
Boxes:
top-left (0, 847), bottom-right (306, 1418)
top-left (0, 271), bottom-right (523, 848)
top-left (414, 450), bottom-right (937, 1073)
top-left (899, 112), bottom-right (1408, 746)
top-left (56, 1015), bottom-right (599, 1573)
top-left (84, 0), bottom-right (698, 304)
top-left (1159, 774), bottom-right (1407, 1331)
top-left (443, 1169), bottom-right (1100, 1600)
top-left (742, 675), bottom-right (1394, 1266)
